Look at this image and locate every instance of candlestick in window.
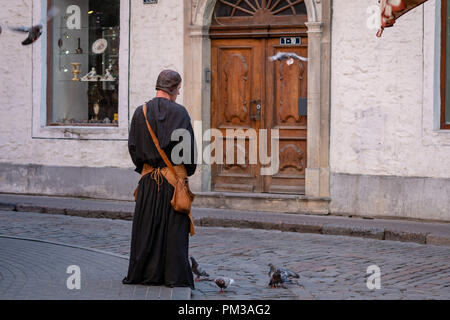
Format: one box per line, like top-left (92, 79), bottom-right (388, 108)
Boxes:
top-left (75, 38), bottom-right (83, 54)
top-left (70, 62), bottom-right (81, 81)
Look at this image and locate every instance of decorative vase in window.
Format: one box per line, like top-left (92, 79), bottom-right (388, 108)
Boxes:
top-left (70, 63), bottom-right (81, 81)
top-left (93, 101), bottom-right (100, 121)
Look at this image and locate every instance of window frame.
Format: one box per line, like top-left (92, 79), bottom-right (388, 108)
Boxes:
top-left (32, 0), bottom-right (130, 140)
top-left (441, 0), bottom-right (450, 130)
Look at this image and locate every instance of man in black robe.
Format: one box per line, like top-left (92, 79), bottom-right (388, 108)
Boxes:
top-left (123, 70), bottom-right (196, 290)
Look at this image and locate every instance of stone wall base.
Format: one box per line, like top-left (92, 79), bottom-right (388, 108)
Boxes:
top-left (2, 163), bottom-right (448, 222)
top-left (330, 172), bottom-right (450, 222)
top-left (0, 163), bottom-right (138, 201)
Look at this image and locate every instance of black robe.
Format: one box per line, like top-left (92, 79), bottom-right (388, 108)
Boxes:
top-left (123, 97), bottom-right (197, 289)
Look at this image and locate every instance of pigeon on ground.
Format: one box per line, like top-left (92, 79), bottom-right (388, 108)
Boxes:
top-left (190, 256), bottom-right (209, 281)
top-left (215, 277), bottom-right (235, 293)
top-left (268, 263), bottom-right (299, 278)
top-left (268, 263), bottom-right (300, 288)
top-left (269, 52), bottom-right (309, 63)
top-left (269, 270), bottom-right (286, 288)
top-left (1, 6), bottom-right (59, 45)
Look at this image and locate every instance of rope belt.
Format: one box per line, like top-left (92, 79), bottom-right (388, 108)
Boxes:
top-left (149, 167), bottom-right (164, 192)
top-left (134, 163), bottom-right (195, 236)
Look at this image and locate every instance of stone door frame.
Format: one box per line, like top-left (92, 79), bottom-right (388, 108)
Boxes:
top-left (183, 0), bottom-right (331, 198)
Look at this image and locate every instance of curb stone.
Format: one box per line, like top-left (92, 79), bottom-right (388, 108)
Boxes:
top-left (0, 203), bottom-right (16, 211)
top-left (322, 224), bottom-right (385, 240)
top-left (384, 230), bottom-right (428, 244)
top-left (1, 196), bottom-right (449, 247)
top-left (426, 234), bottom-right (450, 246)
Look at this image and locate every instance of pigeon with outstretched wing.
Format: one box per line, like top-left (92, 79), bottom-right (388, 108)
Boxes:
top-left (268, 263), bottom-right (299, 278)
top-left (269, 52), bottom-right (309, 63)
top-left (1, 6), bottom-right (59, 45)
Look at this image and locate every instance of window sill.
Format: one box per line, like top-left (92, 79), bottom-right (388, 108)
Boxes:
top-left (32, 124), bottom-right (128, 141)
top-left (47, 124), bottom-right (119, 128)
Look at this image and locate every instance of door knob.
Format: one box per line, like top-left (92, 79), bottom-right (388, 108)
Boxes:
top-left (250, 99), bottom-right (262, 121)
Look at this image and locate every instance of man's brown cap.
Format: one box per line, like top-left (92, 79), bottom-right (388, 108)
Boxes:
top-left (155, 70), bottom-right (182, 95)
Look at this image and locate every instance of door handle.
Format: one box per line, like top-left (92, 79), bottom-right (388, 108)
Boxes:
top-left (250, 99), bottom-right (261, 121)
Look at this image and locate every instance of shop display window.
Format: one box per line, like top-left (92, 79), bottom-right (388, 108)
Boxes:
top-left (47, 0), bottom-right (120, 126)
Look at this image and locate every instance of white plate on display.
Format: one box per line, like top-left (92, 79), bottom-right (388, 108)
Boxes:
top-left (92, 39), bottom-right (108, 54)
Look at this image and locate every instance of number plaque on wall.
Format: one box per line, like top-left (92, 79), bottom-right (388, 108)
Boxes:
top-left (280, 37), bottom-right (301, 45)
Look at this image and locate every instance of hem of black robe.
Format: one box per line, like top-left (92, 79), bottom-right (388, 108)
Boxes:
top-left (122, 277), bottom-right (195, 290)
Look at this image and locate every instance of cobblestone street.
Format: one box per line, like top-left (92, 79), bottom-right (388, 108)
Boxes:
top-left (0, 210), bottom-right (449, 300)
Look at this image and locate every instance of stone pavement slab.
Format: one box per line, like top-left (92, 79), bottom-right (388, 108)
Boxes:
top-left (0, 210), bottom-right (449, 300)
top-left (0, 236), bottom-right (190, 300)
top-left (0, 193), bottom-right (449, 246)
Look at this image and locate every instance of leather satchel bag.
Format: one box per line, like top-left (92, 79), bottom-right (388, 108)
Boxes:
top-left (143, 103), bottom-right (195, 214)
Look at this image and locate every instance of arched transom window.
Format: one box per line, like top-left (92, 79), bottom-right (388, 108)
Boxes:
top-left (212, 0), bottom-right (307, 26)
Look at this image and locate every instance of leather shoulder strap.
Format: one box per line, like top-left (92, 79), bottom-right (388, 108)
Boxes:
top-left (143, 103), bottom-right (179, 179)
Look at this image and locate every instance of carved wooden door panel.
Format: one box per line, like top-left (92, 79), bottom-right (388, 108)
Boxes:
top-left (264, 37), bottom-right (308, 194)
top-left (210, 1), bottom-right (308, 194)
top-left (211, 37), bottom-right (307, 194)
top-left (211, 38), bottom-right (264, 192)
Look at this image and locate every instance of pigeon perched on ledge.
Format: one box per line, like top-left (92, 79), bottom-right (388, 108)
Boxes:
top-left (215, 277), bottom-right (235, 293)
top-left (190, 256), bottom-right (209, 281)
top-left (269, 52), bottom-right (309, 63)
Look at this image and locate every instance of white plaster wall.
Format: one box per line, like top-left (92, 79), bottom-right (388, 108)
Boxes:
top-left (0, 0), bottom-right (34, 166)
top-left (331, 0), bottom-right (450, 179)
top-left (0, 0), bottom-right (185, 170)
top-left (128, 0), bottom-right (185, 110)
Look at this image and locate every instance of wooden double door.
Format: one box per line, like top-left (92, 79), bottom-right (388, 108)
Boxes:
top-left (211, 36), bottom-right (308, 194)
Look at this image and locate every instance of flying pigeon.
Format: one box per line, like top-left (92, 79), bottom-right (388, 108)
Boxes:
top-left (190, 256), bottom-right (209, 281)
top-left (215, 277), bottom-right (235, 293)
top-left (0, 6), bottom-right (59, 45)
top-left (268, 263), bottom-right (299, 288)
top-left (269, 52), bottom-right (309, 63)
